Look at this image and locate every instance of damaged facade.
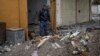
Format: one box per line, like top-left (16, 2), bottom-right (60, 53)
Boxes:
top-left (0, 0), bottom-right (100, 56)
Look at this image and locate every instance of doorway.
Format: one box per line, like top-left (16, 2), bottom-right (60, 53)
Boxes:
top-left (27, 0), bottom-right (50, 35)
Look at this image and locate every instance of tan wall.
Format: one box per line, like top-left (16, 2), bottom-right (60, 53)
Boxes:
top-left (50, 0), bottom-right (56, 31)
top-left (0, 0), bottom-right (28, 40)
top-left (19, 0), bottom-right (28, 40)
top-left (61, 0), bottom-right (76, 25)
top-left (0, 0), bottom-right (20, 27)
top-left (77, 0), bottom-right (90, 23)
top-left (61, 0), bottom-right (90, 25)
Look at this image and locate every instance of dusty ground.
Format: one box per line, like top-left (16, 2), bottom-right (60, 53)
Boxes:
top-left (0, 21), bottom-right (100, 56)
top-left (38, 40), bottom-right (81, 56)
top-left (0, 41), bottom-right (37, 56)
top-left (0, 39), bottom-right (80, 56)
top-left (87, 30), bottom-right (100, 56)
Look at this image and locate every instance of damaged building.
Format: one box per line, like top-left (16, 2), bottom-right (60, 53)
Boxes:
top-left (0, 0), bottom-right (100, 56)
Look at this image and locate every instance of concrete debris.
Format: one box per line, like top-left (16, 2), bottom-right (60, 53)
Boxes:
top-left (85, 34), bottom-right (90, 40)
top-left (0, 47), bottom-right (5, 53)
top-left (60, 33), bottom-right (71, 41)
top-left (1, 21), bottom-right (100, 56)
top-left (38, 40), bottom-right (70, 56)
top-left (43, 35), bottom-right (52, 38)
top-left (17, 43), bottom-right (21, 46)
top-left (0, 46), bottom-right (11, 54)
top-left (4, 46), bottom-right (11, 52)
top-left (47, 54), bottom-right (51, 56)
top-left (36, 29), bottom-right (100, 56)
top-left (71, 34), bottom-right (88, 53)
top-left (31, 40), bottom-right (37, 44)
top-left (80, 39), bottom-right (87, 46)
top-left (51, 42), bottom-right (61, 49)
top-left (51, 43), bottom-right (58, 49)
top-left (87, 30), bottom-right (100, 56)
top-left (31, 50), bottom-right (38, 56)
top-left (25, 45), bottom-right (30, 50)
top-left (71, 41), bottom-right (78, 48)
top-left (10, 44), bottom-right (13, 47)
top-left (70, 31), bottom-right (80, 38)
top-left (37, 38), bottom-right (49, 48)
top-left (54, 42), bottom-right (61, 48)
top-left (72, 50), bottom-right (79, 55)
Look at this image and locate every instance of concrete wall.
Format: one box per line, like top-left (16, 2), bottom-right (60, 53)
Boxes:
top-left (92, 5), bottom-right (100, 14)
top-left (60, 0), bottom-right (90, 26)
top-left (61, 0), bottom-right (76, 25)
top-left (77, 0), bottom-right (90, 23)
top-left (56, 0), bottom-right (62, 27)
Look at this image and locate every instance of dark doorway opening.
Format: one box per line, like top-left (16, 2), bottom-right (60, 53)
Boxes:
top-left (27, 0), bottom-right (51, 39)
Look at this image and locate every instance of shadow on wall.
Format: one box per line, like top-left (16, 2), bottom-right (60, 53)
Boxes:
top-left (28, 0), bottom-right (47, 24)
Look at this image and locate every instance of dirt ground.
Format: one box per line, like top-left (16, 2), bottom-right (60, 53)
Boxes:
top-left (0, 41), bottom-right (37, 56)
top-left (0, 39), bottom-right (80, 56)
top-left (87, 30), bottom-right (100, 56)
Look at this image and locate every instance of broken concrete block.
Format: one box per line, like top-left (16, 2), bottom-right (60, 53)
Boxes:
top-left (71, 37), bottom-right (81, 48)
top-left (51, 43), bottom-right (58, 49)
top-left (70, 31), bottom-right (80, 38)
top-left (25, 45), bottom-right (30, 50)
top-left (72, 50), bottom-right (79, 55)
top-left (77, 45), bottom-right (87, 52)
top-left (43, 35), bottom-right (52, 38)
top-left (71, 37), bottom-right (87, 52)
top-left (87, 30), bottom-right (100, 56)
top-left (71, 41), bottom-right (77, 48)
top-left (54, 42), bottom-right (61, 48)
top-left (60, 33), bottom-right (71, 41)
top-left (85, 34), bottom-right (90, 40)
top-left (32, 50), bottom-right (38, 56)
top-left (0, 47), bottom-right (5, 53)
top-left (37, 38), bottom-right (49, 48)
top-left (17, 43), bottom-right (21, 46)
top-left (80, 39), bottom-right (87, 46)
top-left (4, 46), bottom-right (11, 52)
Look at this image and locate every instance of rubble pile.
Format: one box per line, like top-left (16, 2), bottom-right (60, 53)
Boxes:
top-left (31, 31), bottom-right (87, 56)
top-left (1, 20), bottom-right (100, 56)
top-left (34, 27), bottom-right (100, 56)
top-left (1, 28), bottom-right (100, 56)
top-left (87, 30), bottom-right (100, 56)
top-left (57, 20), bottom-right (100, 36)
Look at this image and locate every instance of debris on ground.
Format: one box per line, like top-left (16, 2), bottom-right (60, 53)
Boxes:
top-left (32, 50), bottom-right (38, 56)
top-left (87, 30), bottom-right (100, 56)
top-left (0, 21), bottom-right (100, 56)
top-left (25, 45), bottom-right (31, 50)
top-left (37, 37), bottom-right (49, 48)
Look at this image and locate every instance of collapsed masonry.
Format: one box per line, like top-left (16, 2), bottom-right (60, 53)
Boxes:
top-left (31, 27), bottom-right (100, 56)
top-left (29, 21), bottom-right (100, 56)
top-left (0, 21), bottom-right (100, 56)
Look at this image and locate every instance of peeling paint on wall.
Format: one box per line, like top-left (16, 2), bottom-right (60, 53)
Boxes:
top-left (56, 0), bottom-right (62, 27)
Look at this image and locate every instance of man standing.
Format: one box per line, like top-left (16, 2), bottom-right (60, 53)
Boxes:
top-left (39, 5), bottom-right (50, 36)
